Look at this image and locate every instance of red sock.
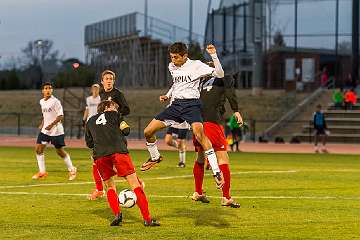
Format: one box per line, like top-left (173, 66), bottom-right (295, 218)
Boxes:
top-left (107, 189), bottom-right (120, 215)
top-left (219, 164), bottom-right (231, 199)
top-left (193, 161), bottom-right (204, 195)
top-left (92, 163), bottom-right (103, 191)
top-left (133, 187), bottom-right (151, 222)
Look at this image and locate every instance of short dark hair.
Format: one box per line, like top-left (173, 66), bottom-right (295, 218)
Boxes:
top-left (41, 82), bottom-right (53, 89)
top-left (317, 104), bottom-right (322, 109)
top-left (169, 42), bottom-right (188, 56)
top-left (97, 100), bottom-right (119, 113)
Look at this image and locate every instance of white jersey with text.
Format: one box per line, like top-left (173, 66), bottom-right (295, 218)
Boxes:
top-left (40, 96), bottom-right (64, 136)
top-left (86, 95), bottom-right (101, 121)
top-left (168, 59), bottom-right (215, 99)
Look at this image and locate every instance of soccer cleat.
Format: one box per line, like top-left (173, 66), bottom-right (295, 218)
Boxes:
top-left (87, 189), bottom-right (104, 200)
top-left (32, 172), bottom-right (48, 180)
top-left (110, 213), bottom-right (123, 226)
top-left (177, 162), bottom-right (186, 168)
top-left (322, 148), bottom-right (329, 153)
top-left (213, 171), bottom-right (225, 189)
top-left (221, 197), bottom-right (240, 208)
top-left (140, 156), bottom-right (163, 171)
top-left (191, 192), bottom-right (210, 203)
top-left (68, 167), bottom-right (77, 181)
top-left (144, 219), bottom-right (160, 227)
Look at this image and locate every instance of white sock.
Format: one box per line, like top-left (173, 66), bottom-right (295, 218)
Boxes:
top-left (36, 154), bottom-right (46, 173)
top-left (146, 141), bottom-right (161, 160)
top-left (63, 154), bottom-right (74, 171)
top-left (179, 151), bottom-right (186, 164)
top-left (205, 149), bottom-right (220, 174)
top-left (171, 139), bottom-right (178, 148)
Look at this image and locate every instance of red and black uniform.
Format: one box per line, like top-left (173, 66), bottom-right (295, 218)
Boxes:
top-left (193, 75), bottom-right (239, 152)
top-left (85, 111), bottom-right (154, 223)
top-left (192, 74), bottom-right (239, 200)
top-left (90, 88), bottom-right (130, 192)
top-left (85, 111), bottom-right (134, 180)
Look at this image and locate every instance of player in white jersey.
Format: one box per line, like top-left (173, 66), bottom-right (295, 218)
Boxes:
top-left (32, 82), bottom-right (77, 181)
top-left (83, 83), bottom-right (101, 124)
top-left (164, 121), bottom-right (189, 168)
top-left (141, 42), bottom-right (225, 188)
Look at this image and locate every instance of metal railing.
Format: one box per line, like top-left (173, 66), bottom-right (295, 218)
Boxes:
top-left (0, 112), bottom-right (318, 143)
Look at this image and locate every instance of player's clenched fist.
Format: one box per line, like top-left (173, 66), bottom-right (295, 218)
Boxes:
top-left (159, 95), bottom-right (169, 102)
top-left (206, 44), bottom-right (217, 55)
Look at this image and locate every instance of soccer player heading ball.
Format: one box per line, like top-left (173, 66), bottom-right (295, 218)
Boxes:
top-left (32, 82), bottom-right (77, 181)
top-left (85, 100), bottom-right (159, 227)
top-left (141, 42), bottom-right (225, 188)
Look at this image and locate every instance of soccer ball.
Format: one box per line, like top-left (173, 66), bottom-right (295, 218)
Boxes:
top-left (118, 189), bottom-right (137, 208)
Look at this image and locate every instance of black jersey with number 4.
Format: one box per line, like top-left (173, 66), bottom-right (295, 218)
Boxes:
top-left (85, 111), bottom-right (128, 159)
top-left (99, 88), bottom-right (130, 116)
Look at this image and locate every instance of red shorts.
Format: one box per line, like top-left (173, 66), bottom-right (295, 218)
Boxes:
top-left (193, 122), bottom-right (228, 152)
top-left (95, 153), bottom-right (136, 181)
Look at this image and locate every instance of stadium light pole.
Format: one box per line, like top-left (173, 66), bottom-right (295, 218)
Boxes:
top-left (189, 0), bottom-right (193, 43)
top-left (352, 0), bottom-right (359, 86)
top-left (144, 0), bottom-right (148, 36)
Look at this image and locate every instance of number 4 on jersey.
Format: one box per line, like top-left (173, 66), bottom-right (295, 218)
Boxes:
top-left (96, 113), bottom-right (107, 125)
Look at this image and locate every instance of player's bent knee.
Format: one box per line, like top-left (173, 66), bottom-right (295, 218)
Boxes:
top-left (144, 127), bottom-right (154, 139)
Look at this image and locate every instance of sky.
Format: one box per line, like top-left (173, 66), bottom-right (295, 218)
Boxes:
top-left (0, 0), bottom-right (221, 67)
top-left (0, 0), bottom-right (354, 69)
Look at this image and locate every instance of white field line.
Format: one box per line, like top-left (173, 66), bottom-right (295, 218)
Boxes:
top-left (0, 191), bottom-right (360, 201)
top-left (0, 170), bottom-right (297, 189)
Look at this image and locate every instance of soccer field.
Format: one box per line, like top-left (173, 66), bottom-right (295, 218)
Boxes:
top-left (0, 147), bottom-right (360, 240)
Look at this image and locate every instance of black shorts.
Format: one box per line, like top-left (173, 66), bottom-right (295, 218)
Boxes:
top-left (315, 128), bottom-right (326, 135)
top-left (155, 99), bottom-right (202, 125)
top-left (166, 127), bottom-right (188, 139)
top-left (36, 132), bottom-right (66, 149)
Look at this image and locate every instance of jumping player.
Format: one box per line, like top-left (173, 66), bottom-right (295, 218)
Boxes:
top-left (141, 42), bottom-right (225, 188)
top-left (32, 82), bottom-right (77, 180)
top-left (192, 73), bottom-right (242, 207)
top-left (87, 70), bottom-right (130, 200)
top-left (85, 100), bottom-right (159, 227)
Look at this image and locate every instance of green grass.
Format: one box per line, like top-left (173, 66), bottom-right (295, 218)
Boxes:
top-left (0, 147), bottom-right (360, 239)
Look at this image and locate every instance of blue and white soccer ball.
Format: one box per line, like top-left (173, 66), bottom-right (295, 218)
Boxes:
top-left (118, 189), bottom-right (137, 208)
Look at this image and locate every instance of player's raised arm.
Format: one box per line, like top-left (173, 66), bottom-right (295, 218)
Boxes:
top-left (206, 44), bottom-right (224, 78)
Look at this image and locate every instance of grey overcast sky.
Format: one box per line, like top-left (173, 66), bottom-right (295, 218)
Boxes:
top-left (0, 0), bottom-right (354, 67)
top-left (0, 0), bottom-right (220, 65)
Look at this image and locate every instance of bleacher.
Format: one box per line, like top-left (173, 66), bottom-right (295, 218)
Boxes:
top-left (295, 101), bottom-right (360, 143)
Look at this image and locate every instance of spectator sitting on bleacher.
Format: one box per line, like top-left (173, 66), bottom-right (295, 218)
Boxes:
top-left (332, 88), bottom-right (344, 110)
top-left (344, 88), bottom-right (357, 110)
top-left (313, 104), bottom-right (328, 153)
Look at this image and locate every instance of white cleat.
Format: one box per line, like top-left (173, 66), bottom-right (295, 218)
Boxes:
top-left (68, 167), bottom-right (77, 181)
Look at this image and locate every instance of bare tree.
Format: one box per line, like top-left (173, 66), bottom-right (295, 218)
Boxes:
top-left (21, 39), bottom-right (60, 67)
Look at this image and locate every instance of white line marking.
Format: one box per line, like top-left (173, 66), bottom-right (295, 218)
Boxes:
top-left (0, 191), bottom-right (359, 200)
top-left (0, 170), bottom-right (297, 189)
